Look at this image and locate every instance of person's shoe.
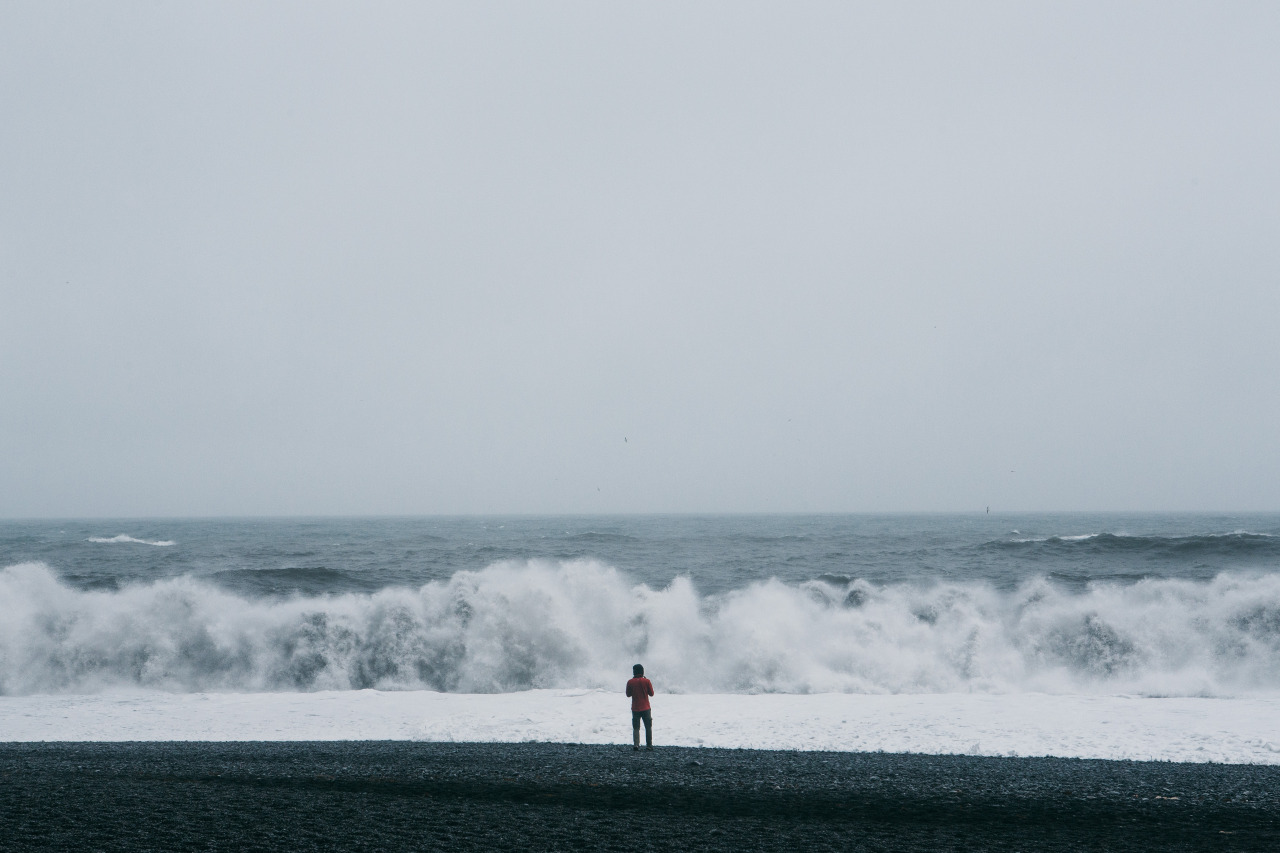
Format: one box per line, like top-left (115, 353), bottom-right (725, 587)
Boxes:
top-left (633, 746), bottom-right (639, 751)
top-left (645, 746), bottom-right (653, 751)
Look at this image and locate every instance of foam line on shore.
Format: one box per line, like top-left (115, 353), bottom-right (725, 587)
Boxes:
top-left (3, 690), bottom-right (1279, 764)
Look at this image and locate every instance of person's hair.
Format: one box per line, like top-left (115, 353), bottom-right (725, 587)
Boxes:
top-left (633, 664), bottom-right (644, 677)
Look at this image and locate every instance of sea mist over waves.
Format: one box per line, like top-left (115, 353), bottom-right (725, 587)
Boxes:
top-left (3, 559), bottom-right (1280, 698)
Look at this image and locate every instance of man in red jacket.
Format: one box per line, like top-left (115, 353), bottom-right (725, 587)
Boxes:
top-left (626, 663), bottom-right (654, 751)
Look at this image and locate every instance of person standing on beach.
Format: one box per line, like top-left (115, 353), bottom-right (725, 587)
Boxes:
top-left (626, 663), bottom-right (654, 751)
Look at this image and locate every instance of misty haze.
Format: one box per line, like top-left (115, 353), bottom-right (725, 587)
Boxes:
top-left (3, 3), bottom-right (1276, 517)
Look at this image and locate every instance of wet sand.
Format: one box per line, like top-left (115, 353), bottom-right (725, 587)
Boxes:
top-left (2, 742), bottom-right (1277, 851)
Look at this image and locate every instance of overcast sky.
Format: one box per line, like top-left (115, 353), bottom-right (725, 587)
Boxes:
top-left (2, 2), bottom-right (1278, 516)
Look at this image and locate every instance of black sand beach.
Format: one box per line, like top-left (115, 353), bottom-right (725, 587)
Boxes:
top-left (2, 742), bottom-right (1277, 851)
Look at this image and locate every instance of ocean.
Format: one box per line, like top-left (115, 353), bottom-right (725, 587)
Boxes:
top-left (4, 513), bottom-right (1280, 762)
top-left (3, 512), bottom-right (1279, 698)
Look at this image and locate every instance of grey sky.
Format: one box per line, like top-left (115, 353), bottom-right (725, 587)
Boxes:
top-left (2, 2), bottom-right (1278, 516)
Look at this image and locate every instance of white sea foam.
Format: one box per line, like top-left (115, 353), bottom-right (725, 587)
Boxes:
top-left (4, 560), bottom-right (1280, 698)
top-left (1008, 530), bottom-right (1273, 544)
top-left (1009, 533), bottom-right (1101, 543)
top-left (86, 535), bottom-right (175, 547)
top-left (1, 689), bottom-right (1277, 764)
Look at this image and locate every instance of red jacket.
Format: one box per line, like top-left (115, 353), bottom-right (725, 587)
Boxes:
top-left (626, 676), bottom-right (654, 712)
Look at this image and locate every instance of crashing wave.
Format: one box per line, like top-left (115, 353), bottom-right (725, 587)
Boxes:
top-left (86, 535), bottom-right (175, 547)
top-left (2, 560), bottom-right (1280, 697)
top-left (994, 531), bottom-right (1279, 557)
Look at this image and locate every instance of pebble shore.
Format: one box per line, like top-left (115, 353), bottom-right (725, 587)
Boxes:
top-left (3, 741), bottom-right (1278, 851)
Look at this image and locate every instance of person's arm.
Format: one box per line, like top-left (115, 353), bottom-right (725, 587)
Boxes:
top-left (647, 679), bottom-right (654, 697)
top-left (626, 681), bottom-right (633, 697)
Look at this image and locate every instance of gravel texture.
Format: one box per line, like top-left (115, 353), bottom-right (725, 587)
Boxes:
top-left (2, 741), bottom-right (1278, 851)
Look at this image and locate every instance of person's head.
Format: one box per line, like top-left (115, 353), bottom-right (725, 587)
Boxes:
top-left (633, 664), bottom-right (644, 677)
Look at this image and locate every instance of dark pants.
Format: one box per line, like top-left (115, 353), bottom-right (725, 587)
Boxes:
top-left (632, 709), bottom-right (652, 746)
